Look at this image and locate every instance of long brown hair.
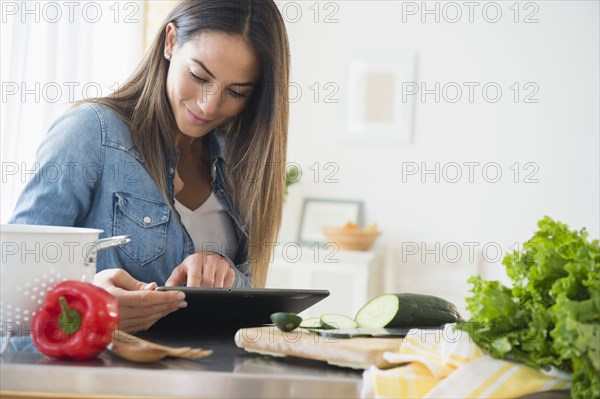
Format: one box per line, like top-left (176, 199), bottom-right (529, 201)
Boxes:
top-left (79, 0), bottom-right (289, 287)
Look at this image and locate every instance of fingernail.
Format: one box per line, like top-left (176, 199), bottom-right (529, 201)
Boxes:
top-left (144, 282), bottom-right (157, 290)
top-left (178, 301), bottom-right (188, 308)
top-left (176, 292), bottom-right (186, 300)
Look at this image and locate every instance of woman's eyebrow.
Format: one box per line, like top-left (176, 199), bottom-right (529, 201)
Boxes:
top-left (192, 58), bottom-right (216, 78)
top-left (191, 57), bottom-right (256, 87)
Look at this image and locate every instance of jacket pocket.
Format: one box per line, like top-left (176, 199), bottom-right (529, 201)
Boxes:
top-left (113, 192), bottom-right (170, 265)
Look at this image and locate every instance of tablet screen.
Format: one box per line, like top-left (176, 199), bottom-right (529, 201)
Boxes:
top-left (151, 287), bottom-right (329, 331)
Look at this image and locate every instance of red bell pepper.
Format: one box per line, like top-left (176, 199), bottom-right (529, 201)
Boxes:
top-left (31, 281), bottom-right (119, 360)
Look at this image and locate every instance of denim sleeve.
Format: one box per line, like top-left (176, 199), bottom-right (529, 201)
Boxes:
top-left (9, 105), bottom-right (103, 226)
top-left (231, 260), bottom-right (252, 288)
top-left (208, 250), bottom-right (252, 288)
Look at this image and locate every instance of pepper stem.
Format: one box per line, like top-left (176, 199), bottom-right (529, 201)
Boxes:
top-left (58, 296), bottom-right (82, 335)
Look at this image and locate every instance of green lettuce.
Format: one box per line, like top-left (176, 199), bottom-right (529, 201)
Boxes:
top-left (458, 216), bottom-right (600, 399)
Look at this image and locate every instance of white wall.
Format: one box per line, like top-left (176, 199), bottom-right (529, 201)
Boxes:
top-left (1, 1), bottom-right (145, 222)
top-left (279, 1), bottom-right (600, 283)
top-left (2, 1), bottom-right (597, 286)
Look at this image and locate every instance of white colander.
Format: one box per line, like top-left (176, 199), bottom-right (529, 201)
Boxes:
top-left (0, 224), bottom-right (130, 351)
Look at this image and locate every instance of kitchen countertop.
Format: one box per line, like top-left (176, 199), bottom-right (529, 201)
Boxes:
top-left (0, 325), bottom-right (573, 399)
top-left (0, 325), bottom-right (363, 398)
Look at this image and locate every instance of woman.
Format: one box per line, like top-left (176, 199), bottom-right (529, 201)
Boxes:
top-left (10, 0), bottom-right (290, 332)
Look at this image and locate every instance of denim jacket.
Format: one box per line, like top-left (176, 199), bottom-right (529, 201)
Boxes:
top-left (9, 103), bottom-right (252, 287)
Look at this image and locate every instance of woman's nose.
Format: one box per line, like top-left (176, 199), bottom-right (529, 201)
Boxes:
top-left (198, 83), bottom-right (221, 117)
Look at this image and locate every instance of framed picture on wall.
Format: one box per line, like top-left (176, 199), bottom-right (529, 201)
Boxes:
top-left (297, 198), bottom-right (364, 246)
top-left (344, 50), bottom-right (416, 145)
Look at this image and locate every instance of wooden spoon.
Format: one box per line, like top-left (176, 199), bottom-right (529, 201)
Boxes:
top-left (108, 330), bottom-right (213, 363)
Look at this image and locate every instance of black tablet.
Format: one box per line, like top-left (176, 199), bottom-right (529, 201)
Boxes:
top-left (151, 287), bottom-right (329, 331)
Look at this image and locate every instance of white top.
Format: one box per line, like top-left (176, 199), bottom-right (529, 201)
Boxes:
top-left (174, 192), bottom-right (238, 261)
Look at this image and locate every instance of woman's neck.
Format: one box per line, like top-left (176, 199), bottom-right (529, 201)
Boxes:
top-left (174, 132), bottom-right (213, 208)
top-left (176, 132), bottom-right (210, 169)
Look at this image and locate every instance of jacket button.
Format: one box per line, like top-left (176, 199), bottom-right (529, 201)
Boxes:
top-left (169, 167), bottom-right (175, 175)
top-left (143, 216), bottom-right (152, 224)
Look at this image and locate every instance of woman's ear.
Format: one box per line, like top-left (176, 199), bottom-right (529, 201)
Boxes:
top-left (164, 22), bottom-right (177, 59)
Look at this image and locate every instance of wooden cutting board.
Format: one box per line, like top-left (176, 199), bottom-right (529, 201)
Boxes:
top-left (234, 326), bottom-right (404, 369)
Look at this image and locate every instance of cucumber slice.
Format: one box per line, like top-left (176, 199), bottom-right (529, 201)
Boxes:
top-left (270, 312), bottom-right (302, 332)
top-left (354, 294), bottom-right (399, 328)
top-left (299, 317), bottom-right (322, 329)
top-left (320, 314), bottom-right (358, 330)
top-left (355, 293), bottom-right (462, 328)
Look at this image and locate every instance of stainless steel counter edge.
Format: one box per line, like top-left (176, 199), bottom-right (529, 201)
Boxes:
top-left (1, 364), bottom-right (363, 398)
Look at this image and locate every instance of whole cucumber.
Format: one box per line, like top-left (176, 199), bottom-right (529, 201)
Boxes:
top-left (355, 293), bottom-right (462, 328)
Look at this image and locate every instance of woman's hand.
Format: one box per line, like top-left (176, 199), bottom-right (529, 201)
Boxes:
top-left (93, 269), bottom-right (187, 333)
top-left (165, 252), bottom-right (235, 288)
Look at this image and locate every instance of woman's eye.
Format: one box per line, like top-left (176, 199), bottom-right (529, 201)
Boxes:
top-left (189, 71), bottom-right (207, 83)
top-left (228, 90), bottom-right (247, 99)
top-left (189, 70), bottom-right (248, 99)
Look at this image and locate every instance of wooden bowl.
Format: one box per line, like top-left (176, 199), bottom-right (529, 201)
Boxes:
top-left (320, 227), bottom-right (381, 251)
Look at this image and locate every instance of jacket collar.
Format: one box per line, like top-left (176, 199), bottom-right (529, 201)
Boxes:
top-left (207, 127), bottom-right (227, 164)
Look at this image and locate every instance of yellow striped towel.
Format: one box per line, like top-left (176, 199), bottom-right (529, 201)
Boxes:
top-left (361, 324), bottom-right (571, 398)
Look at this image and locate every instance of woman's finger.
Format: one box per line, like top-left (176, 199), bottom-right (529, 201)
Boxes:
top-left (119, 302), bottom-right (186, 332)
top-left (200, 260), bottom-right (217, 287)
top-left (212, 262), bottom-right (230, 288)
top-left (165, 264), bottom-right (187, 287)
top-left (96, 268), bottom-right (148, 291)
top-left (185, 258), bottom-right (205, 287)
top-left (119, 300), bottom-right (184, 320)
top-left (113, 287), bottom-right (184, 307)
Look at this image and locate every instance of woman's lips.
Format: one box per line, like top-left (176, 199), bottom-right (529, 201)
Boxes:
top-left (186, 108), bottom-right (212, 125)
